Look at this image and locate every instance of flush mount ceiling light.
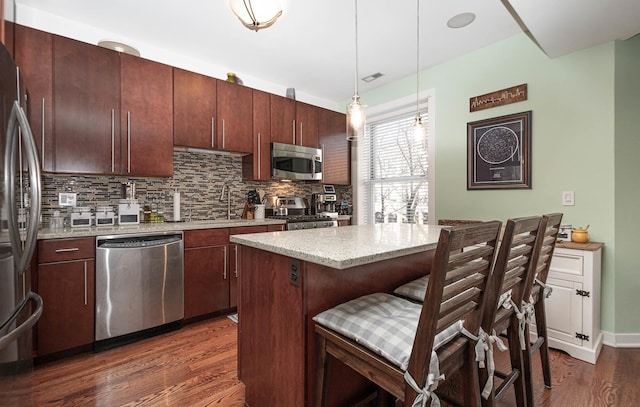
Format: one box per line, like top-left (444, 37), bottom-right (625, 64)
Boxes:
top-left (97, 40), bottom-right (140, 57)
top-left (447, 12), bottom-right (476, 29)
top-left (346, 0), bottom-right (366, 142)
top-left (228, 0), bottom-right (283, 32)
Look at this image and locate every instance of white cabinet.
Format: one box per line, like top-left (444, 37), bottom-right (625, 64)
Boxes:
top-left (533, 243), bottom-right (603, 364)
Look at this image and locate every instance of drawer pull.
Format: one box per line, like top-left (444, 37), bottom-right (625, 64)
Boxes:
top-left (575, 289), bottom-right (590, 297)
top-left (55, 247), bottom-right (79, 253)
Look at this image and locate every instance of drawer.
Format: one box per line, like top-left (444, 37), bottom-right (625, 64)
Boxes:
top-left (184, 228), bottom-right (230, 248)
top-left (550, 252), bottom-right (584, 278)
top-left (38, 237), bottom-right (96, 263)
top-left (230, 226), bottom-right (268, 235)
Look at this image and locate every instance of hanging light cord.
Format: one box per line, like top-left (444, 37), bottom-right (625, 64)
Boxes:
top-left (415, 0), bottom-right (420, 116)
top-left (354, 0), bottom-right (359, 97)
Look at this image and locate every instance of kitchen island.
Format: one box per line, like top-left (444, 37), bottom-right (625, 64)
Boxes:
top-left (230, 223), bottom-right (444, 407)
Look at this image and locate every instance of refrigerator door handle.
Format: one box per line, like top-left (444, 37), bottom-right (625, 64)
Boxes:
top-left (0, 291), bottom-right (43, 351)
top-left (4, 101), bottom-right (42, 275)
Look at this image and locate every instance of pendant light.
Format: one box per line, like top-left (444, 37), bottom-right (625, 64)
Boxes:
top-left (412, 0), bottom-right (427, 144)
top-left (229, 0), bottom-right (283, 32)
top-left (346, 0), bottom-right (366, 141)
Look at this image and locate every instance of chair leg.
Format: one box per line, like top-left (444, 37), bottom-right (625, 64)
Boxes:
top-left (315, 334), bottom-right (330, 407)
top-left (506, 323), bottom-right (526, 407)
top-left (460, 345), bottom-right (483, 407)
top-left (534, 298), bottom-right (552, 389)
top-left (521, 324), bottom-right (535, 407)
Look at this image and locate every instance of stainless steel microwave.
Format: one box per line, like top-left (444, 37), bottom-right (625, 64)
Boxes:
top-left (271, 142), bottom-right (322, 181)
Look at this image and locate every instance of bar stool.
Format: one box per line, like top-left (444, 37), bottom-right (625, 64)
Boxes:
top-left (313, 221), bottom-right (504, 407)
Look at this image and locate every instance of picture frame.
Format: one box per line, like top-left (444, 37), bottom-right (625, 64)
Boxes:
top-left (467, 111), bottom-right (531, 190)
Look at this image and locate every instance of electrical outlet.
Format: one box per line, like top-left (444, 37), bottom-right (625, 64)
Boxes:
top-left (562, 191), bottom-right (575, 206)
top-left (59, 192), bottom-right (77, 207)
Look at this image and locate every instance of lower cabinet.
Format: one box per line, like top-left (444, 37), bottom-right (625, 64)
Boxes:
top-left (228, 226), bottom-right (270, 308)
top-left (36, 237), bottom-right (95, 356)
top-left (534, 243), bottom-right (603, 364)
top-left (183, 229), bottom-right (230, 319)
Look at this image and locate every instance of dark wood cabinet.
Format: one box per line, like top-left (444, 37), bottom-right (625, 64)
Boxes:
top-left (243, 89), bottom-right (271, 181)
top-left (270, 94), bottom-right (296, 145)
top-left (228, 226), bottom-right (268, 308)
top-left (173, 67), bottom-right (216, 149)
top-left (120, 54), bottom-right (173, 176)
top-left (36, 238), bottom-right (95, 356)
top-left (318, 108), bottom-right (350, 185)
top-left (295, 101), bottom-right (319, 148)
top-left (53, 35), bottom-right (120, 174)
top-left (216, 80), bottom-right (253, 153)
top-left (183, 229), bottom-right (230, 319)
top-left (14, 24), bottom-right (54, 172)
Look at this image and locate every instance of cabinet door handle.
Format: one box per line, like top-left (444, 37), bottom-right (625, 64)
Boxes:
top-left (292, 120), bottom-right (296, 144)
top-left (54, 247), bottom-right (79, 253)
top-left (127, 111), bottom-right (131, 173)
top-left (299, 122), bottom-right (303, 146)
top-left (222, 119), bottom-right (226, 149)
top-left (41, 98), bottom-right (45, 167)
top-left (211, 117), bottom-right (215, 148)
top-left (223, 245), bottom-right (227, 279)
top-left (234, 245), bottom-right (238, 278)
top-left (111, 109), bottom-right (115, 173)
top-left (83, 261), bottom-right (88, 306)
top-left (257, 132), bottom-right (261, 179)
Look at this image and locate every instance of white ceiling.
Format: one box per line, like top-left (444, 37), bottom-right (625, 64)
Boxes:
top-left (7, 0), bottom-right (640, 108)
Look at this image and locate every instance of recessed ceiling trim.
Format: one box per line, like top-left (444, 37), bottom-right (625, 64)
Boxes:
top-left (447, 12), bottom-right (476, 29)
top-left (362, 72), bottom-right (384, 83)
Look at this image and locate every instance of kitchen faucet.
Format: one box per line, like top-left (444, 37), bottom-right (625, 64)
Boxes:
top-left (219, 183), bottom-right (232, 220)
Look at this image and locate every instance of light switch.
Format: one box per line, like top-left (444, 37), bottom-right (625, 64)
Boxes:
top-left (59, 192), bottom-right (77, 207)
top-left (562, 191), bottom-right (575, 206)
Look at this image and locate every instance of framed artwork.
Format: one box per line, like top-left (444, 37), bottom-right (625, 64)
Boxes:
top-left (467, 111), bottom-right (531, 190)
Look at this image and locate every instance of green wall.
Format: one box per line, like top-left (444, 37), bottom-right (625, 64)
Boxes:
top-left (359, 33), bottom-right (630, 333)
top-left (614, 35), bottom-right (640, 334)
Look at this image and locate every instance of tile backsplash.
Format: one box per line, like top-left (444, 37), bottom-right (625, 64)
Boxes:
top-left (41, 150), bottom-right (352, 224)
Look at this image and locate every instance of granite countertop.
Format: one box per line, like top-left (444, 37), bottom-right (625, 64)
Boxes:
top-left (230, 223), bottom-right (445, 270)
top-left (37, 218), bottom-right (286, 239)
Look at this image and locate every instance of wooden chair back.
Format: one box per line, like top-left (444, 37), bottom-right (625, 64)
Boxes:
top-left (528, 213), bottom-right (563, 301)
top-left (405, 220), bottom-right (502, 404)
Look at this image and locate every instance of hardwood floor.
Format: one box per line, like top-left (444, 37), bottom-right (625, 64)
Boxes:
top-left (30, 317), bottom-right (243, 406)
top-left (26, 317), bottom-right (640, 406)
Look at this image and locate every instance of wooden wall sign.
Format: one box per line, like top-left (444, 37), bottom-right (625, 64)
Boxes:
top-left (470, 84), bottom-right (527, 112)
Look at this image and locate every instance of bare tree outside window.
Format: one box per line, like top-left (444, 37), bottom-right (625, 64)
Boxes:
top-left (362, 112), bottom-right (429, 225)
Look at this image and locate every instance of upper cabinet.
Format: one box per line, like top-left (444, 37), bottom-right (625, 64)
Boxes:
top-left (173, 67), bottom-right (217, 149)
top-left (53, 35), bottom-right (120, 175)
top-left (119, 54), bottom-right (173, 177)
top-left (295, 101), bottom-right (318, 148)
top-left (216, 80), bottom-right (253, 154)
top-left (14, 24), bottom-right (54, 172)
top-left (243, 89), bottom-right (271, 181)
top-left (318, 108), bottom-right (350, 185)
top-left (270, 94), bottom-right (296, 145)
top-left (270, 95), bottom-right (319, 148)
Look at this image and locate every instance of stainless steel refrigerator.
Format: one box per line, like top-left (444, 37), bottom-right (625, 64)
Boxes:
top-left (0, 39), bottom-right (43, 405)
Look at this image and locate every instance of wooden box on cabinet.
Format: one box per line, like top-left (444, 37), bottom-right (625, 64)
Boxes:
top-left (36, 237), bottom-right (95, 356)
top-left (533, 242), bottom-right (603, 364)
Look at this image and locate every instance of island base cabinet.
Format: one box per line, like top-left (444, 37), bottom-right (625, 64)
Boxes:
top-left (237, 245), bottom-right (434, 407)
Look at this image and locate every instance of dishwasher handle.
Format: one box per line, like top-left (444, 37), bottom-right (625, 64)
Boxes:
top-left (97, 234), bottom-right (182, 249)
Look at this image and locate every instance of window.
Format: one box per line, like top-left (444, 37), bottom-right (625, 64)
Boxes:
top-left (355, 91), bottom-right (434, 225)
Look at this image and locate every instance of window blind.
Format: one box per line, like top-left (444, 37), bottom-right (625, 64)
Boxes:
top-left (359, 108), bottom-right (430, 225)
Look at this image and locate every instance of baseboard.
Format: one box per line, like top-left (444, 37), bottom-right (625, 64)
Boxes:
top-left (602, 330), bottom-right (640, 348)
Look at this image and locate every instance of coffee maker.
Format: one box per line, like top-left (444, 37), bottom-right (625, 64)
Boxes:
top-left (311, 185), bottom-right (338, 217)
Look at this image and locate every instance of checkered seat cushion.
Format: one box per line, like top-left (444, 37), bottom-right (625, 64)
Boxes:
top-left (393, 275), bottom-right (429, 302)
top-left (313, 292), bottom-right (463, 371)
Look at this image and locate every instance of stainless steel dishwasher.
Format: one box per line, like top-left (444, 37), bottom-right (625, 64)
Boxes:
top-left (95, 231), bottom-right (184, 348)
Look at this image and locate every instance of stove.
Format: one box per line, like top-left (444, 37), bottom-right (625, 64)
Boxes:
top-left (268, 214), bottom-right (338, 231)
